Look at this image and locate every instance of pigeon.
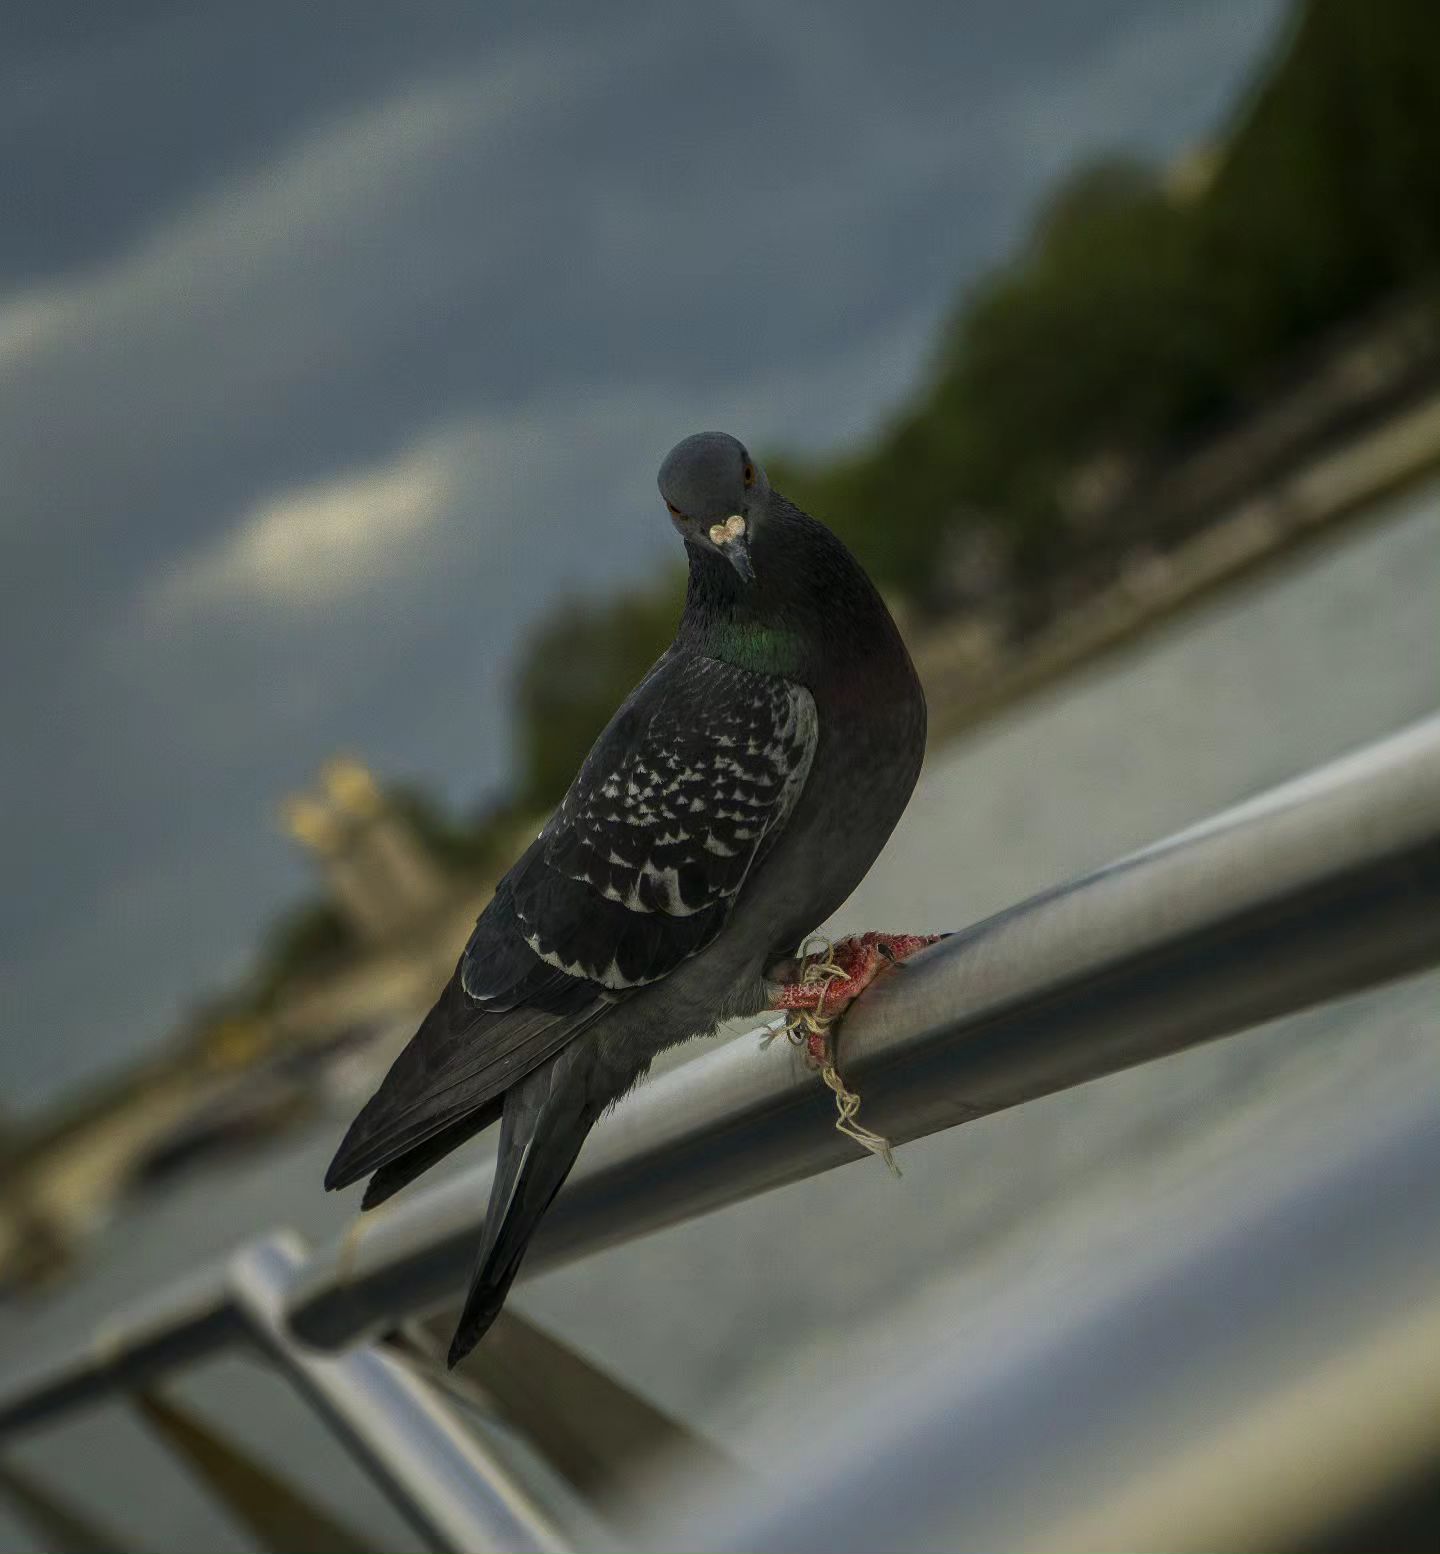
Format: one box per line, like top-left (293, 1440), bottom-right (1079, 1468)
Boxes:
top-left (325, 431), bottom-right (931, 1366)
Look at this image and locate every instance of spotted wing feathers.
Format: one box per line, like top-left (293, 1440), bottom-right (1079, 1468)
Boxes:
top-left (465, 652), bottom-right (817, 999)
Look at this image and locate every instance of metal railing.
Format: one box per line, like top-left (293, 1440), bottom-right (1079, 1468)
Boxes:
top-left (3, 714), bottom-right (1440, 1551)
top-left (680, 1062), bottom-right (1440, 1553)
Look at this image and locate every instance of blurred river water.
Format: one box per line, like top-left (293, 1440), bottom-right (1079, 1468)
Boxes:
top-left (2, 479), bottom-right (1438, 1550)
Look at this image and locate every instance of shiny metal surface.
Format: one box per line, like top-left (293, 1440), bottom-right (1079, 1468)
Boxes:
top-left (0, 1258), bottom-right (240, 1436)
top-left (287, 714), bottom-right (1440, 1349)
top-left (0, 1237), bottom-right (567, 1553)
top-left (676, 1079), bottom-right (1440, 1553)
top-left (229, 1236), bottom-right (565, 1554)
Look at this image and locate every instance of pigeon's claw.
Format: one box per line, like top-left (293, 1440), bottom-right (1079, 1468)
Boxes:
top-left (772, 931), bottom-right (944, 1020)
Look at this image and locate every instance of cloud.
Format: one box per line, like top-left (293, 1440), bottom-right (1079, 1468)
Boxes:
top-left (0, 46), bottom-right (571, 379)
top-left (150, 442), bottom-right (458, 617)
top-left (0, 34), bottom-right (604, 650)
top-left (0, 293), bottom-right (64, 370)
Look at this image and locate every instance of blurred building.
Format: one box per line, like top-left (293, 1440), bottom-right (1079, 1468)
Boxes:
top-left (282, 758), bottom-right (445, 942)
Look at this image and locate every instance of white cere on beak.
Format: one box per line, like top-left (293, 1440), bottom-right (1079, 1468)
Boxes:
top-left (709, 514), bottom-right (747, 546)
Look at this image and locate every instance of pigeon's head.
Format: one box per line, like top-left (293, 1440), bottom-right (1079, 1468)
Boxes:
top-left (658, 432), bottom-right (769, 584)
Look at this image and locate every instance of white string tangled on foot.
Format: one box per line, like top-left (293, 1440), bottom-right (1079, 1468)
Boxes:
top-left (772, 936), bottom-right (902, 1177)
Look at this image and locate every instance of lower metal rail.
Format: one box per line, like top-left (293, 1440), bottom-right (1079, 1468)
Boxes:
top-left (228, 1235), bottom-right (564, 1553)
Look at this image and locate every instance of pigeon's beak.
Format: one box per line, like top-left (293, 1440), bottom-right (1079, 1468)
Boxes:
top-left (708, 514), bottom-right (755, 583)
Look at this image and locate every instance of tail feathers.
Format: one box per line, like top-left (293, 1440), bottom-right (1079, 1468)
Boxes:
top-left (360, 1098), bottom-right (503, 1211)
top-left (325, 979), bottom-right (604, 1195)
top-left (446, 1077), bottom-right (596, 1368)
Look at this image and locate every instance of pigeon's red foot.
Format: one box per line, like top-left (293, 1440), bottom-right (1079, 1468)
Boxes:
top-left (773, 932), bottom-right (944, 1024)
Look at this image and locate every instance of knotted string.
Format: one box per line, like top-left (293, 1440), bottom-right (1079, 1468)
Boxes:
top-left (764, 936), bottom-right (902, 1177)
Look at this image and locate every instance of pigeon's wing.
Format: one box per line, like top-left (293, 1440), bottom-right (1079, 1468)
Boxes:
top-left (490, 650), bottom-right (819, 998)
top-left (326, 650), bottom-right (817, 1193)
top-left (324, 970), bottom-right (605, 1195)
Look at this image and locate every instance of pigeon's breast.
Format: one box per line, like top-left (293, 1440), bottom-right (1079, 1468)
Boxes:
top-left (743, 644), bottom-right (926, 954)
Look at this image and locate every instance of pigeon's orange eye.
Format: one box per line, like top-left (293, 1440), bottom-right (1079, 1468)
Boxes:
top-left (665, 500), bottom-right (683, 517)
top-left (742, 464), bottom-right (755, 487)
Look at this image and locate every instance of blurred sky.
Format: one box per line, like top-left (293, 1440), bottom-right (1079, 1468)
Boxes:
top-left (0, 1), bottom-right (1287, 1113)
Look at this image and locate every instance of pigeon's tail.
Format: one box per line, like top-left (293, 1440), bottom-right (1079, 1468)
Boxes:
top-left (359, 1101), bottom-right (503, 1211)
top-left (447, 1060), bottom-right (596, 1368)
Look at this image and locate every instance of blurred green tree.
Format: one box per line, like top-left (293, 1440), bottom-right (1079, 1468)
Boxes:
top-left (253, 900), bottom-right (356, 1003)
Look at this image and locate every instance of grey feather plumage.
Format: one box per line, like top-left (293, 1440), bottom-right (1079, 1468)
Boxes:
top-left (326, 431), bottom-right (925, 1365)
